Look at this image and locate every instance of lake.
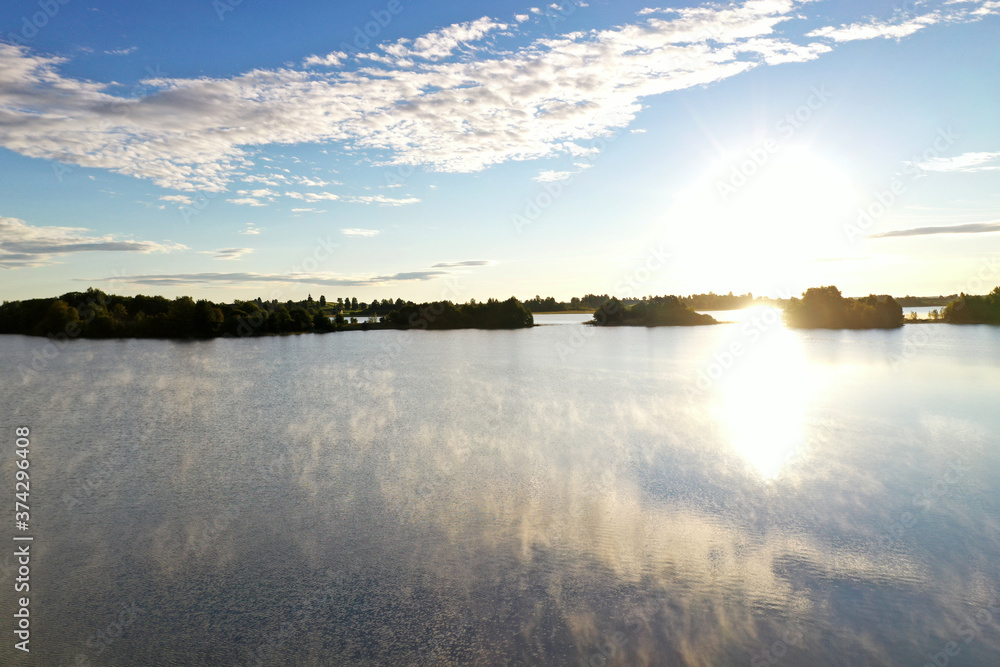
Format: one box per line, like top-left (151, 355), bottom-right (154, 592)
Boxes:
top-left (2, 310), bottom-right (999, 665)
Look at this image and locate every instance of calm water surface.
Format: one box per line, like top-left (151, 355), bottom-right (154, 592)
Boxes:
top-left (2, 311), bottom-right (999, 665)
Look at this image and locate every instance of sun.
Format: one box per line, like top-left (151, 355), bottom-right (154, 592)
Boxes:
top-left (663, 145), bottom-right (862, 294)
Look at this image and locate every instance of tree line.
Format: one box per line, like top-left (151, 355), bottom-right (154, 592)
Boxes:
top-left (0, 289), bottom-right (533, 339)
top-left (783, 286), bottom-right (903, 329)
top-left (524, 292), bottom-right (755, 312)
top-left (522, 294), bottom-right (611, 312)
top-left (942, 287), bottom-right (1000, 324)
top-left (383, 297), bottom-right (534, 329)
top-left (590, 295), bottom-right (718, 327)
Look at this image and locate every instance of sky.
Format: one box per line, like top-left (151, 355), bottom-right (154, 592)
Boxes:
top-left (1, 0), bottom-right (999, 303)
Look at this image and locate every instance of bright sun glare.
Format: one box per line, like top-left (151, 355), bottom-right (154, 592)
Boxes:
top-left (667, 146), bottom-right (862, 294)
top-left (710, 320), bottom-right (827, 479)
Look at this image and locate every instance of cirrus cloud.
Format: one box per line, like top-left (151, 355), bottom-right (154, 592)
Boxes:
top-left (87, 259), bottom-right (491, 288)
top-left (868, 221), bottom-right (1000, 239)
top-left (196, 247), bottom-right (254, 260)
top-left (0, 1), bottom-right (997, 194)
top-left (0, 216), bottom-right (186, 269)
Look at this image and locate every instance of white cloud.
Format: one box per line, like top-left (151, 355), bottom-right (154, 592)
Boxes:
top-left (432, 260), bottom-right (489, 268)
top-left (284, 191), bottom-right (340, 201)
top-left (344, 195), bottom-right (420, 206)
top-left (90, 263), bottom-right (488, 288)
top-left (302, 51), bottom-right (347, 68)
top-left (908, 151), bottom-right (1000, 173)
top-left (105, 47), bottom-right (137, 56)
top-left (341, 228), bottom-right (381, 237)
top-left (0, 216), bottom-right (185, 269)
top-left (227, 197), bottom-right (266, 207)
top-left (242, 173), bottom-right (288, 186)
top-left (0, 2), bottom-right (994, 193)
top-left (806, 14), bottom-right (942, 42)
top-left (239, 223), bottom-right (261, 235)
top-left (515, 14), bottom-right (530, 22)
top-left (869, 221), bottom-right (1000, 238)
top-left (159, 194), bottom-right (193, 205)
top-left (197, 247), bottom-right (254, 260)
top-left (533, 170), bottom-right (575, 182)
top-left (381, 17), bottom-right (506, 60)
top-left (293, 176), bottom-right (334, 187)
top-left (630, 128), bottom-right (647, 134)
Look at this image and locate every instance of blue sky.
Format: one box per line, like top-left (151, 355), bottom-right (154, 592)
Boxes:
top-left (2, 0), bottom-right (999, 303)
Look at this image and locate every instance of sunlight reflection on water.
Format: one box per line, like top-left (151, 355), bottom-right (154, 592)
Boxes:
top-left (1, 319), bottom-right (999, 665)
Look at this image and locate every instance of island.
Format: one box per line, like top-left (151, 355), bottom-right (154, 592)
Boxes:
top-left (0, 288), bottom-right (533, 339)
top-left (783, 286), bottom-right (903, 329)
top-left (5, 285), bottom-right (999, 340)
top-left (382, 297), bottom-right (534, 330)
top-left (589, 296), bottom-right (719, 327)
top-left (522, 291), bottom-right (755, 313)
top-left (942, 287), bottom-right (1000, 324)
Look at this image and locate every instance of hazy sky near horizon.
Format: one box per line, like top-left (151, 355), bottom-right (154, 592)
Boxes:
top-left (1, 0), bottom-right (999, 303)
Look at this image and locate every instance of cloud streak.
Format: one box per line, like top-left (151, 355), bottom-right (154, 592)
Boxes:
top-left (197, 247), bottom-right (254, 260)
top-left (0, 216), bottom-right (185, 269)
top-left (88, 264), bottom-right (487, 288)
top-left (908, 151), bottom-right (1000, 173)
top-left (868, 221), bottom-right (1000, 238)
top-left (431, 260), bottom-right (490, 268)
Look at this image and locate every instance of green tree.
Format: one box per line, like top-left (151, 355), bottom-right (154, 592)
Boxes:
top-left (194, 300), bottom-right (224, 337)
top-left (313, 312), bottom-right (333, 332)
top-left (36, 300), bottom-right (80, 336)
top-left (290, 308), bottom-right (312, 331)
